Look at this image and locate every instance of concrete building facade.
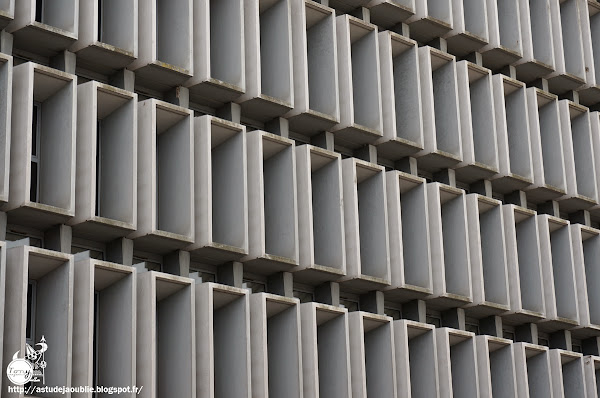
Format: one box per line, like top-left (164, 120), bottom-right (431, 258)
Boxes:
top-left (0, 0), bottom-right (599, 397)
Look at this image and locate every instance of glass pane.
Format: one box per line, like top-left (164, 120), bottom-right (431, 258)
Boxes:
top-left (30, 162), bottom-right (38, 202)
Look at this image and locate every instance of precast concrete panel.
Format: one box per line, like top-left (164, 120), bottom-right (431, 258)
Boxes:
top-left (331, 15), bottom-right (383, 149)
top-left (186, 0), bottom-right (245, 107)
top-left (8, 62), bottom-right (76, 229)
top-left (491, 74), bottom-right (534, 194)
top-left (464, 194), bottom-right (510, 318)
top-left (394, 320), bottom-right (440, 398)
top-left (72, 258), bottom-right (136, 398)
top-left (187, 115), bottom-right (248, 265)
top-left (2, 244), bottom-right (73, 397)
top-left (70, 0), bottom-right (137, 73)
top-left (348, 311), bottom-right (397, 398)
top-left (243, 129), bottom-right (298, 274)
top-left (196, 282), bottom-right (251, 398)
top-left (286, 0), bottom-right (339, 134)
top-left (435, 327), bottom-right (479, 398)
top-left (129, 0), bottom-right (193, 90)
top-left (128, 99), bottom-right (194, 253)
top-left (250, 293), bottom-right (303, 398)
top-left (480, 0), bottom-right (523, 70)
top-left (549, 349), bottom-right (587, 398)
top-left (136, 271), bottom-right (195, 398)
top-left (384, 170), bottom-right (432, 302)
top-left (557, 100), bottom-right (599, 212)
top-left (376, 30), bottom-right (424, 160)
top-left (415, 46), bottom-right (462, 172)
top-left (405, 0), bottom-right (453, 44)
top-left (300, 302), bottom-right (351, 398)
top-left (294, 144), bottom-right (346, 284)
top-left (524, 87), bottom-right (567, 203)
top-left (7, 0), bottom-right (78, 56)
top-left (502, 205), bottom-right (546, 324)
top-left (365, 0), bottom-right (415, 29)
top-left (454, 60), bottom-right (499, 183)
top-left (70, 81), bottom-right (137, 241)
top-left (238, 0), bottom-right (294, 122)
top-left (513, 343), bottom-right (553, 398)
top-left (475, 335), bottom-right (517, 398)
top-left (444, 0), bottom-right (489, 56)
top-left (340, 157), bottom-right (391, 292)
top-left (426, 182), bottom-right (472, 309)
top-left (513, 0), bottom-right (556, 83)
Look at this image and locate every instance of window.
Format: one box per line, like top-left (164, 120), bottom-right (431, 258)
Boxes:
top-left (188, 268), bottom-right (216, 283)
top-left (93, 291), bottom-right (99, 396)
top-left (35, 0), bottom-right (43, 23)
top-left (31, 102), bottom-right (41, 203)
top-left (293, 290), bottom-right (314, 304)
top-left (384, 308), bottom-right (401, 320)
top-left (97, 0), bottom-right (103, 42)
top-left (465, 322), bottom-right (480, 335)
top-left (426, 314), bottom-right (442, 328)
top-left (71, 245), bottom-right (105, 260)
top-left (6, 230), bottom-right (43, 247)
top-left (242, 279), bottom-right (266, 294)
top-left (133, 257), bottom-right (162, 272)
top-left (503, 330), bottom-right (515, 341)
top-left (339, 298), bottom-right (359, 312)
top-left (26, 281), bottom-right (37, 346)
top-left (96, 120), bottom-right (101, 216)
